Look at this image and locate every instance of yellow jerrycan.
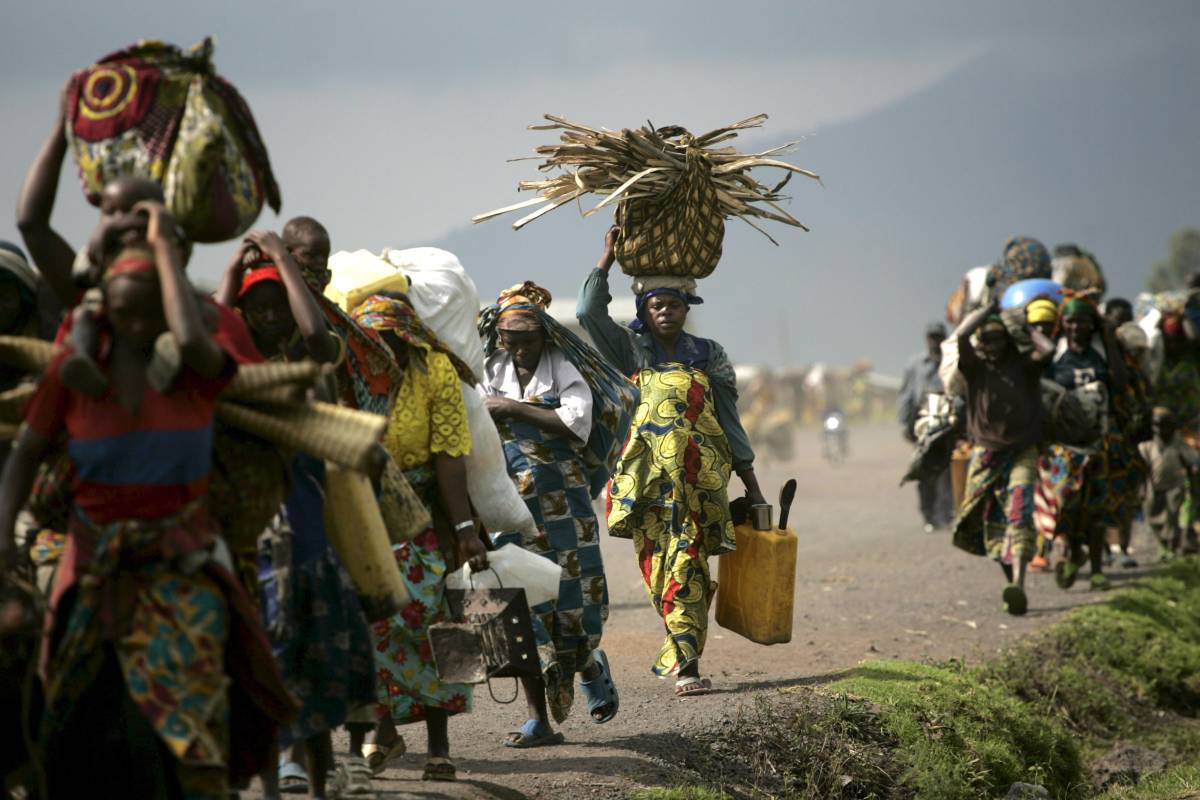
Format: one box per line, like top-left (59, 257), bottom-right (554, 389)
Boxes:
top-left (716, 481), bottom-right (798, 645)
top-left (322, 462), bottom-right (411, 622)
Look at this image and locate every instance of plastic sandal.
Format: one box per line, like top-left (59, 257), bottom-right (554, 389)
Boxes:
top-left (363, 737), bottom-right (406, 776)
top-left (579, 649), bottom-right (619, 724)
top-left (505, 719), bottom-right (566, 748)
top-left (338, 755), bottom-right (374, 796)
top-left (278, 760), bottom-right (309, 795)
top-left (422, 757), bottom-right (456, 782)
top-left (674, 677), bottom-right (714, 697)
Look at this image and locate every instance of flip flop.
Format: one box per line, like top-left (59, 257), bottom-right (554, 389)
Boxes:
top-left (278, 760), bottom-right (309, 794)
top-left (504, 719), bottom-right (566, 749)
top-left (422, 757), bottom-right (457, 782)
top-left (579, 649), bottom-right (619, 724)
top-left (363, 737), bottom-right (406, 776)
top-left (674, 677), bottom-right (714, 697)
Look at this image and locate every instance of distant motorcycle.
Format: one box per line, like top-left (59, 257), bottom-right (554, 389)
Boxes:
top-left (822, 411), bottom-right (848, 465)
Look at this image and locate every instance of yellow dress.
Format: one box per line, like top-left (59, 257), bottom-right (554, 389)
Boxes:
top-left (383, 350), bottom-right (471, 470)
top-left (372, 349), bottom-right (475, 725)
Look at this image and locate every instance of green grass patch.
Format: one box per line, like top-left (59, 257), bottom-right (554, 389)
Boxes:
top-left (830, 660), bottom-right (1083, 799)
top-left (628, 787), bottom-right (732, 800)
top-left (632, 559), bottom-right (1200, 799)
top-left (1095, 760), bottom-right (1200, 799)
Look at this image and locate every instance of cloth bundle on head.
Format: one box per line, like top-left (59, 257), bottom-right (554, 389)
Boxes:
top-left (988, 236), bottom-right (1051, 300)
top-left (479, 299), bottom-right (639, 498)
top-left (350, 294), bottom-right (476, 385)
top-left (1051, 244), bottom-right (1106, 294)
top-left (64, 38), bottom-right (280, 243)
top-left (496, 281), bottom-right (552, 332)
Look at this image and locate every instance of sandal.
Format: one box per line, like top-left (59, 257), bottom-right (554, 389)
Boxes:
top-left (504, 719), bottom-right (566, 749)
top-left (579, 649), bottom-right (619, 724)
top-left (338, 755), bottom-right (374, 796)
top-left (674, 676), bottom-right (714, 697)
top-left (422, 757), bottom-right (456, 782)
top-left (278, 760), bottom-right (309, 794)
top-left (362, 737), bottom-right (406, 776)
top-left (1002, 584), bottom-right (1028, 616)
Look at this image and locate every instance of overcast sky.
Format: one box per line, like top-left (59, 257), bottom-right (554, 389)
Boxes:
top-left (3, 1), bottom-right (1198, 373)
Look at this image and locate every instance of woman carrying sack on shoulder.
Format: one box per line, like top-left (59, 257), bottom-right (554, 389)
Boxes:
top-left (480, 281), bottom-right (632, 747)
top-left (349, 291), bottom-right (488, 783)
top-left (576, 228), bottom-right (766, 698)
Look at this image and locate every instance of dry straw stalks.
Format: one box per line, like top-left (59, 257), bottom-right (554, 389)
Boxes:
top-left (473, 113), bottom-right (820, 245)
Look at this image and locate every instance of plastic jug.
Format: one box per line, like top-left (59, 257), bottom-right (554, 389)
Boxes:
top-left (445, 543), bottom-right (563, 608)
top-left (325, 249), bottom-right (411, 313)
top-left (322, 463), bottom-right (411, 622)
top-left (715, 521), bottom-right (797, 645)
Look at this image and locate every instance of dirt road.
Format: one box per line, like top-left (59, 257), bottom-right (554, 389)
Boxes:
top-left (269, 424), bottom-right (1158, 799)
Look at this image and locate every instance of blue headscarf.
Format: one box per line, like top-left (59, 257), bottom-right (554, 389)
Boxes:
top-left (629, 287), bottom-right (704, 331)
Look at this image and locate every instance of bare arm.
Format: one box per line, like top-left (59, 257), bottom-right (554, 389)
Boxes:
top-left (137, 202), bottom-right (226, 378)
top-left (215, 242), bottom-right (253, 309)
top-left (15, 103), bottom-right (78, 307)
top-left (433, 453), bottom-right (488, 572)
top-left (486, 396), bottom-right (579, 441)
top-left (245, 231), bottom-right (339, 364)
top-left (0, 427), bottom-right (52, 568)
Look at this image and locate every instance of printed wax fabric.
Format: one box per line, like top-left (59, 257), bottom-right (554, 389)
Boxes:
top-left (257, 455), bottom-right (375, 746)
top-left (607, 363), bottom-right (733, 676)
top-left (987, 236), bottom-right (1051, 300)
top-left (491, 401), bottom-right (608, 722)
top-left (480, 303), bottom-right (638, 497)
top-left (41, 504), bottom-right (295, 790)
top-left (65, 37), bottom-right (280, 243)
top-left (953, 445), bottom-right (1037, 561)
top-left (370, 466), bottom-right (472, 725)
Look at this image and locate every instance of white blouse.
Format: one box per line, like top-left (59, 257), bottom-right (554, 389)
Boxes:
top-left (484, 345), bottom-right (593, 442)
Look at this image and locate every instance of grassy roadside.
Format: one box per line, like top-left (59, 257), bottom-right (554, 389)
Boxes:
top-left (633, 559), bottom-right (1200, 799)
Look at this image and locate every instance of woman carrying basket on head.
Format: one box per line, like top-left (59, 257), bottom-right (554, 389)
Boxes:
top-left (577, 228), bottom-right (766, 698)
top-left (479, 281), bottom-right (635, 746)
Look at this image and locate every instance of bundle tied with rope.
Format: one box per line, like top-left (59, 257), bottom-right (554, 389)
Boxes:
top-left (474, 114), bottom-right (819, 279)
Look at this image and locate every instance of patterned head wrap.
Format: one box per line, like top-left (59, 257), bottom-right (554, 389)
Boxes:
top-left (1060, 288), bottom-right (1101, 319)
top-left (103, 247), bottom-right (157, 283)
top-left (1003, 237), bottom-right (1051, 280)
top-left (350, 294), bottom-right (476, 385)
top-left (496, 281), bottom-right (552, 332)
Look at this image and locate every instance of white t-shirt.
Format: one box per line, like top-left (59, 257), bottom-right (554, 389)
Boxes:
top-left (484, 345), bottom-right (593, 442)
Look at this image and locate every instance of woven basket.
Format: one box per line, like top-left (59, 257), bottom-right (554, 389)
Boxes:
top-left (615, 148), bottom-right (725, 279)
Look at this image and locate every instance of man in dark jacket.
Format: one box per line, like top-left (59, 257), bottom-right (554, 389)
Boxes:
top-left (899, 322), bottom-right (954, 531)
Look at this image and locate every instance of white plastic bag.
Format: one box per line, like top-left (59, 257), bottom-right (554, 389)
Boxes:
top-left (445, 543), bottom-right (563, 608)
top-left (461, 384), bottom-right (538, 536)
top-left (381, 247), bottom-right (485, 382)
